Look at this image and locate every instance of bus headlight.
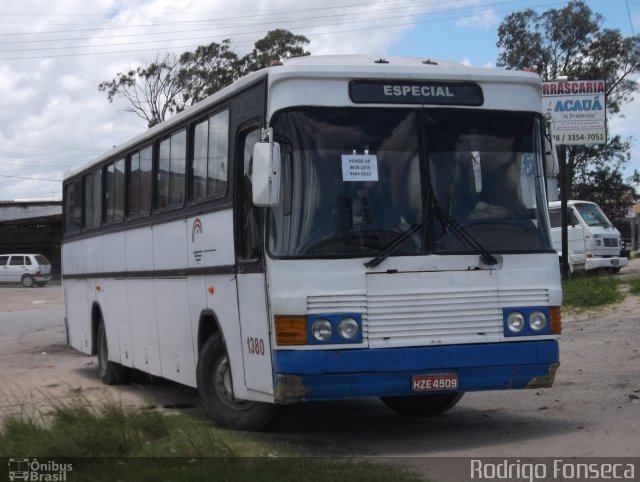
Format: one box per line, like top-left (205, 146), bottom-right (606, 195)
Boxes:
top-left (529, 311), bottom-right (547, 332)
top-left (307, 313), bottom-right (363, 344)
top-left (507, 312), bottom-right (525, 333)
top-left (503, 307), bottom-right (552, 336)
top-left (337, 317), bottom-right (359, 340)
top-left (311, 318), bottom-right (333, 341)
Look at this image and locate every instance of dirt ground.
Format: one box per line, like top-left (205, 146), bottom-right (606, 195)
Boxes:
top-left (1, 260), bottom-right (639, 460)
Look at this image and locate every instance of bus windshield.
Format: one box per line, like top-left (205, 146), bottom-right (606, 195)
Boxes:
top-left (267, 108), bottom-right (552, 259)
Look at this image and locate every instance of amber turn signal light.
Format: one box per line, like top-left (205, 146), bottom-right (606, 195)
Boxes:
top-left (549, 306), bottom-right (562, 334)
top-left (275, 315), bottom-right (307, 346)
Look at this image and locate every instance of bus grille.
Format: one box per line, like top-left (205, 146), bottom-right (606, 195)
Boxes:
top-left (307, 288), bottom-right (549, 347)
top-left (603, 237), bottom-right (618, 247)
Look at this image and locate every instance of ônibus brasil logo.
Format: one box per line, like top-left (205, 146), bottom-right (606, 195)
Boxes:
top-left (8, 458), bottom-right (73, 481)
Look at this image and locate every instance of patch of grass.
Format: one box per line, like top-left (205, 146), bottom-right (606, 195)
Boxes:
top-left (0, 403), bottom-right (421, 482)
top-left (626, 276), bottom-right (640, 296)
top-left (562, 275), bottom-right (623, 308)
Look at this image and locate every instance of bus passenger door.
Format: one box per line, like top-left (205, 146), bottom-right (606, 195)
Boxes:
top-left (234, 126), bottom-right (274, 399)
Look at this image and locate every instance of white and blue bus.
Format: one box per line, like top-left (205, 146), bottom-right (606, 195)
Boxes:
top-left (62, 55), bottom-right (561, 430)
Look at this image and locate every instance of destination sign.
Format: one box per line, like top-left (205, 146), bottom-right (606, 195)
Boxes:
top-left (349, 80), bottom-right (483, 106)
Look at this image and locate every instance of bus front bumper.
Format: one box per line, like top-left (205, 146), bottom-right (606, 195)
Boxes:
top-left (272, 340), bottom-right (559, 403)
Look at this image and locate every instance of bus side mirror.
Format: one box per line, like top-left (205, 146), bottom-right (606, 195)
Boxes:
top-left (252, 141), bottom-right (281, 206)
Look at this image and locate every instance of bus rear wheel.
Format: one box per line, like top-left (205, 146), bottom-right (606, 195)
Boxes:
top-left (197, 333), bottom-right (281, 431)
top-left (96, 321), bottom-right (129, 385)
top-left (380, 392), bottom-right (464, 417)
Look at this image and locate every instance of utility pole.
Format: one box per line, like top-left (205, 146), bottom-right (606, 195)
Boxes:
top-left (557, 145), bottom-right (570, 280)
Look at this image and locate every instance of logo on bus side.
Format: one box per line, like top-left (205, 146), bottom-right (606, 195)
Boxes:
top-left (191, 217), bottom-right (216, 264)
top-left (192, 218), bottom-right (203, 243)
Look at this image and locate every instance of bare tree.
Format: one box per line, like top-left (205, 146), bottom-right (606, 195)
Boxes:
top-left (99, 30), bottom-right (310, 127)
top-left (98, 53), bottom-right (184, 128)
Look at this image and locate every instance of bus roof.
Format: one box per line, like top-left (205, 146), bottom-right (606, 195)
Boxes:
top-left (65, 55), bottom-right (541, 181)
top-left (272, 54), bottom-right (539, 82)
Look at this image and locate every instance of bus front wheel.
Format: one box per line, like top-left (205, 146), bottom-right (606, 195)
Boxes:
top-left (197, 333), bottom-right (281, 431)
top-left (380, 392), bottom-right (464, 417)
top-left (96, 321), bottom-right (129, 385)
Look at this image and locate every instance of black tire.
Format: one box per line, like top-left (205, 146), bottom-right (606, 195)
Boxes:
top-left (197, 333), bottom-right (281, 431)
top-left (21, 274), bottom-right (34, 288)
top-left (380, 392), bottom-right (464, 417)
top-left (97, 321), bottom-right (128, 385)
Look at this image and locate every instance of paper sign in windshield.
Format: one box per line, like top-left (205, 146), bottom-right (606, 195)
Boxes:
top-left (341, 154), bottom-right (379, 181)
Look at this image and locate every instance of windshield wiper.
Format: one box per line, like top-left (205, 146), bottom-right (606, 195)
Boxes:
top-left (431, 201), bottom-right (498, 266)
top-left (364, 222), bottom-right (425, 268)
top-left (364, 198), bottom-right (498, 269)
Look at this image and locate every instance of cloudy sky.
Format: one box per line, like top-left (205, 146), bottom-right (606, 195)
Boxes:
top-left (0, 0), bottom-right (638, 200)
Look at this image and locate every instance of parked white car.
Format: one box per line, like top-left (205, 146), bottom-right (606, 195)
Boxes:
top-left (549, 200), bottom-right (628, 273)
top-left (0, 254), bottom-right (52, 287)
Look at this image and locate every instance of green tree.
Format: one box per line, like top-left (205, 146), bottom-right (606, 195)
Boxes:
top-left (177, 39), bottom-right (240, 106)
top-left (496, 0), bottom-right (640, 205)
top-left (99, 30), bottom-right (310, 127)
top-left (572, 138), bottom-right (634, 219)
top-left (240, 29), bottom-right (310, 74)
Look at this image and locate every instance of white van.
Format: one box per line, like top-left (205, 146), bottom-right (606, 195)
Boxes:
top-left (548, 200), bottom-right (628, 273)
top-left (0, 254), bottom-right (52, 287)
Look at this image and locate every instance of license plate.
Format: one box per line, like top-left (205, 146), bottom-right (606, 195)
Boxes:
top-left (412, 373), bottom-right (458, 392)
top-left (611, 259), bottom-right (619, 266)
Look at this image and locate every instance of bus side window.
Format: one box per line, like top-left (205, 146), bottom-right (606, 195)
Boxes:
top-left (64, 179), bottom-right (82, 233)
top-left (237, 128), bottom-right (262, 262)
top-left (104, 158), bottom-right (125, 223)
top-left (192, 110), bottom-right (229, 202)
top-left (84, 169), bottom-right (102, 228)
top-left (127, 146), bottom-right (153, 218)
top-left (156, 130), bottom-right (186, 210)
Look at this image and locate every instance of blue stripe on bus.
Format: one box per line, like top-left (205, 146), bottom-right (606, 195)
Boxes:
top-left (273, 341), bottom-right (559, 400)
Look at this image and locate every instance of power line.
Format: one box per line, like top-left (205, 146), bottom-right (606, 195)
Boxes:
top-left (626, 0), bottom-right (636, 35)
top-left (0, 0), bottom-right (507, 45)
top-left (0, 141), bottom-right (98, 152)
top-left (0, 0), bottom-right (487, 29)
top-left (0, 0), bottom-right (565, 60)
top-left (0, 174), bottom-right (62, 182)
top-left (0, 0), bottom-right (462, 34)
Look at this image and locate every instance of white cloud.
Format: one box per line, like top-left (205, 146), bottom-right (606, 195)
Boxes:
top-left (454, 9), bottom-right (498, 29)
top-left (58, 74), bottom-right (87, 92)
top-left (610, 93), bottom-right (640, 177)
top-left (0, 0), bottom-right (442, 200)
top-left (0, 0), bottom-right (637, 200)
top-left (0, 65), bottom-right (40, 107)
